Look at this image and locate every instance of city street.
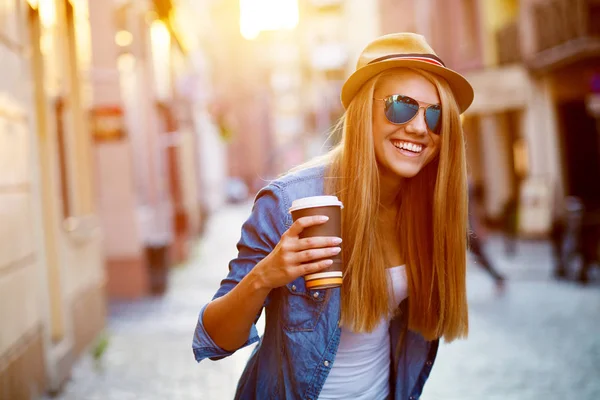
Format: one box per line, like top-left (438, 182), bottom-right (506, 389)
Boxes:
top-left (50, 203), bottom-right (600, 400)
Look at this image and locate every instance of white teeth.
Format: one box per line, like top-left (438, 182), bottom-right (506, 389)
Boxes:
top-left (392, 140), bottom-right (423, 153)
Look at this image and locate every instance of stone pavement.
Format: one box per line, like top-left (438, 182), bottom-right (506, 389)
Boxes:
top-left (49, 203), bottom-right (600, 400)
top-left (422, 239), bottom-right (600, 400)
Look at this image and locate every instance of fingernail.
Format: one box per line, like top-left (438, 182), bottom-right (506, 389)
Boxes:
top-left (325, 259), bottom-right (333, 265)
top-left (332, 247), bottom-right (341, 253)
top-left (332, 237), bottom-right (342, 244)
top-left (319, 216), bottom-right (329, 222)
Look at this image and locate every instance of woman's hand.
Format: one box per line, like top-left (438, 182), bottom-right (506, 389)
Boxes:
top-left (253, 215), bottom-right (342, 290)
top-left (203, 216), bottom-right (341, 353)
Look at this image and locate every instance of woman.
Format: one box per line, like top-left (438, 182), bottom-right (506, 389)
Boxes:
top-left (193, 33), bottom-right (473, 399)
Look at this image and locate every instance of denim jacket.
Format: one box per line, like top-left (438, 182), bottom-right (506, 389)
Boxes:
top-left (192, 165), bottom-right (439, 400)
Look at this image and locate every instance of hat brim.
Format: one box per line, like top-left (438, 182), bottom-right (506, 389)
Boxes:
top-left (341, 59), bottom-right (474, 113)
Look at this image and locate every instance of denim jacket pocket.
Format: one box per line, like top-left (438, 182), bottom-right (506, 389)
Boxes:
top-left (281, 277), bottom-right (327, 332)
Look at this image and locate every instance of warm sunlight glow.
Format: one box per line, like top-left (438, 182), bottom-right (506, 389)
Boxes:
top-left (115, 30), bottom-right (133, 47)
top-left (150, 20), bottom-right (172, 100)
top-left (239, 0), bottom-right (299, 40)
top-left (38, 0), bottom-right (56, 27)
top-left (150, 20), bottom-right (171, 55)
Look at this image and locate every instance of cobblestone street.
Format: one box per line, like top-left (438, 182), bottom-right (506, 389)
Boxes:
top-left (50, 203), bottom-right (600, 400)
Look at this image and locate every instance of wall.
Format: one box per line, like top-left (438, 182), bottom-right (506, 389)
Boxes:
top-left (90, 0), bottom-right (150, 298)
top-left (430, 0), bottom-right (484, 72)
top-left (1, 0), bottom-right (105, 397)
top-left (345, 0), bottom-right (380, 74)
top-left (0, 59), bottom-right (46, 398)
top-left (379, 0), bottom-right (415, 35)
top-left (480, 0), bottom-right (519, 66)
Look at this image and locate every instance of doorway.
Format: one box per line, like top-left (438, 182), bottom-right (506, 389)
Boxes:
top-left (557, 100), bottom-right (600, 206)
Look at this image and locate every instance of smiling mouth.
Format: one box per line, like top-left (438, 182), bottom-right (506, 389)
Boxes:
top-left (390, 139), bottom-right (424, 155)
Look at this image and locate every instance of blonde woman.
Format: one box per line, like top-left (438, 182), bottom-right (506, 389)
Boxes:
top-left (193, 33), bottom-right (473, 399)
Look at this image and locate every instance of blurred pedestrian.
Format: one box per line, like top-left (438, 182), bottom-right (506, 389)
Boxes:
top-left (501, 195), bottom-right (519, 257)
top-left (468, 180), bottom-right (506, 293)
top-left (553, 196), bottom-right (600, 284)
top-left (550, 181), bottom-right (568, 279)
top-left (193, 33), bottom-right (474, 399)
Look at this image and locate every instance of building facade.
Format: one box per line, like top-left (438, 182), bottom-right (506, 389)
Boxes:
top-left (422, 0), bottom-right (567, 236)
top-left (91, 0), bottom-right (219, 299)
top-left (522, 0), bottom-right (600, 214)
top-left (1, 0), bottom-right (105, 397)
top-left (439, 0), bottom-right (600, 236)
top-left (207, 0), bottom-right (276, 192)
top-left (1, 0), bottom-right (223, 397)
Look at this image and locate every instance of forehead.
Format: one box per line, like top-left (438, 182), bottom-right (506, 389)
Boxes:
top-left (375, 70), bottom-right (440, 105)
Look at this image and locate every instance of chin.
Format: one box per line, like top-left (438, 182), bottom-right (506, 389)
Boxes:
top-left (388, 161), bottom-right (424, 179)
top-left (392, 168), bottom-right (420, 179)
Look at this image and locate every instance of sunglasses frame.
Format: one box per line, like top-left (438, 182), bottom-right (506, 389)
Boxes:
top-left (373, 94), bottom-right (442, 134)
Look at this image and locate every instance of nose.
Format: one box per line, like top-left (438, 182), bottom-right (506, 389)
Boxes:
top-left (404, 108), bottom-right (428, 136)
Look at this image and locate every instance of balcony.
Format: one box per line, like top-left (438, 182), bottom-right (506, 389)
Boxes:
top-left (497, 20), bottom-right (522, 65)
top-left (529, 0), bottom-right (600, 71)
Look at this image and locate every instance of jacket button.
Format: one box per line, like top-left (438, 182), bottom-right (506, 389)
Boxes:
top-left (426, 361), bottom-right (432, 366)
top-left (291, 285), bottom-right (296, 291)
top-left (323, 360), bottom-right (330, 367)
top-left (313, 292), bottom-right (320, 298)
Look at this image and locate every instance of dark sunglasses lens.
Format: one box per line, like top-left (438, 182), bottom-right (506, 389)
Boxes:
top-left (385, 95), bottom-right (419, 124)
top-left (425, 105), bottom-right (442, 134)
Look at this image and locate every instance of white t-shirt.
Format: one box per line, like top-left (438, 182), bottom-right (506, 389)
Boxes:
top-left (318, 265), bottom-right (408, 400)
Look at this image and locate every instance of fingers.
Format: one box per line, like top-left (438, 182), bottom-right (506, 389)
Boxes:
top-left (289, 236), bottom-right (342, 252)
top-left (295, 259), bottom-right (334, 276)
top-left (286, 215), bottom-right (329, 237)
top-left (274, 216), bottom-right (342, 287)
top-left (293, 247), bottom-right (341, 264)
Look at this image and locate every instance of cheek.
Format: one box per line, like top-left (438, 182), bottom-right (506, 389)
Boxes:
top-left (425, 135), bottom-right (442, 161)
top-left (372, 117), bottom-right (390, 149)
top-left (431, 136), bottom-right (441, 155)
top-left (372, 111), bottom-right (387, 136)
top-left (373, 130), bottom-right (387, 161)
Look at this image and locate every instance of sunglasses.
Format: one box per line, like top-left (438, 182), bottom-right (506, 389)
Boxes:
top-left (374, 94), bottom-right (442, 134)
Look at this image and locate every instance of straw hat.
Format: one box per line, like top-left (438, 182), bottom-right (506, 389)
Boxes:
top-left (341, 33), bottom-right (474, 113)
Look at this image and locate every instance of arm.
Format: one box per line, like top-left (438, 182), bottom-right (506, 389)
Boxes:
top-left (202, 262), bottom-right (270, 352)
top-left (194, 184), bottom-right (341, 358)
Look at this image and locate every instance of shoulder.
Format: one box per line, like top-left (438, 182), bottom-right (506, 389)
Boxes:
top-left (272, 164), bottom-right (326, 189)
top-left (251, 164), bottom-right (328, 229)
top-left (266, 164), bottom-right (327, 206)
top-left (253, 165), bottom-right (327, 220)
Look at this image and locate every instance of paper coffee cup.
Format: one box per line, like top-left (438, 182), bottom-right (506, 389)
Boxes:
top-left (289, 196), bottom-right (343, 290)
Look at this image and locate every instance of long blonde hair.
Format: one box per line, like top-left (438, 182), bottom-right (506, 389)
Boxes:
top-left (304, 68), bottom-right (468, 342)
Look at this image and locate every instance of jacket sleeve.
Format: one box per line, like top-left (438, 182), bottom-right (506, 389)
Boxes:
top-left (192, 183), bottom-right (289, 362)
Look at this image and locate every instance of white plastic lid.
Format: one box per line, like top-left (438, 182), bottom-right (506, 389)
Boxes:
top-left (289, 195), bottom-right (343, 213)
